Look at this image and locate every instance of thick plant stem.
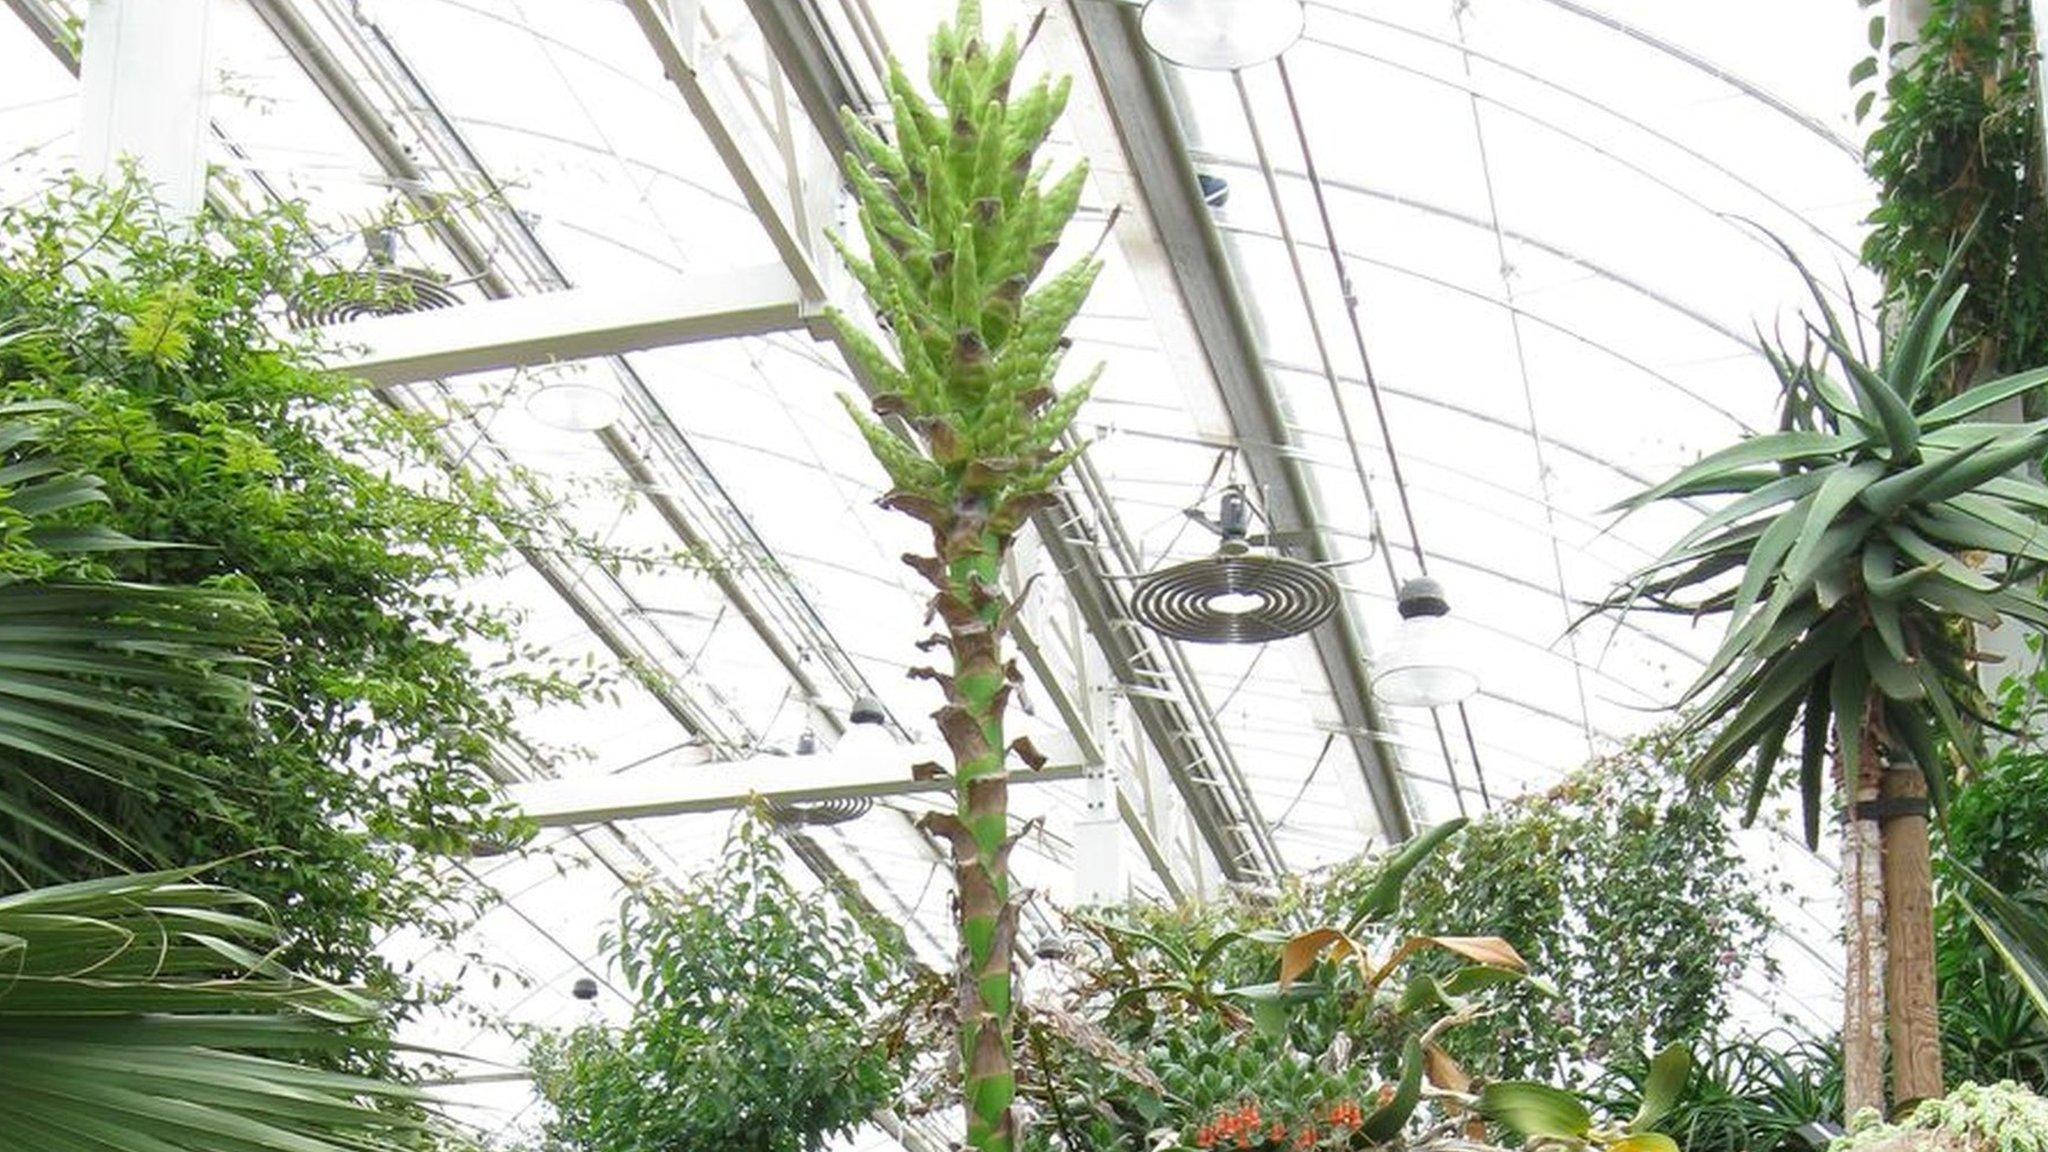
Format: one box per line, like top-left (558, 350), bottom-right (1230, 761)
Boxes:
top-left (926, 534), bottom-right (1022, 1152)
top-left (1880, 765), bottom-right (1942, 1106)
top-left (1840, 721), bottom-right (1888, 1118)
top-left (828, 7), bottom-right (1098, 1149)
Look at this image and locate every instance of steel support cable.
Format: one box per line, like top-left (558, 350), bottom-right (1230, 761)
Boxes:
top-left (1228, 67), bottom-right (1475, 820)
top-left (1063, 444), bottom-right (1287, 877)
top-left (1204, 224), bottom-right (1769, 475)
top-left (1264, 59), bottom-right (1492, 811)
top-left (1279, 33), bottom-right (1862, 318)
top-left (1442, 5), bottom-right (1597, 758)
top-left (1303, 4), bottom-right (1861, 260)
top-left (1190, 150), bottom-right (1765, 357)
top-left (1081, 337), bottom-right (1708, 505)
top-left (1522, 0), bottom-right (1860, 160)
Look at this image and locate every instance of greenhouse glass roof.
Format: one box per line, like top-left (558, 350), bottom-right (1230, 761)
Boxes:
top-left (0, 0), bottom-right (1881, 1142)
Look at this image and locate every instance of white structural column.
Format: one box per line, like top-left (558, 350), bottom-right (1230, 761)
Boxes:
top-left (78, 0), bottom-right (212, 215)
top-left (1071, 646), bottom-right (1127, 906)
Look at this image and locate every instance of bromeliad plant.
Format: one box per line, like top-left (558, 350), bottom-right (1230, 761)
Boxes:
top-left (1601, 239), bottom-right (2048, 1113)
top-left (1008, 820), bottom-right (1553, 1152)
top-left (830, 4), bottom-right (1098, 1152)
top-left (1477, 1046), bottom-right (1694, 1152)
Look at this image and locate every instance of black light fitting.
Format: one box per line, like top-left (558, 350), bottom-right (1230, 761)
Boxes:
top-left (1130, 485), bottom-right (1339, 644)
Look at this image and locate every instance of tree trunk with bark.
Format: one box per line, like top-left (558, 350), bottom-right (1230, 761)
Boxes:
top-left (1881, 764), bottom-right (1943, 1106)
top-left (1841, 713), bottom-right (1889, 1118)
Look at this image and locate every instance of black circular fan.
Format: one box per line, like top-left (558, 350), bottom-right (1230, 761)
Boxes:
top-left (287, 266), bottom-right (461, 329)
top-left (1130, 484), bottom-right (1340, 644)
top-left (1132, 553), bottom-right (1337, 643)
top-left (769, 795), bottom-right (874, 827)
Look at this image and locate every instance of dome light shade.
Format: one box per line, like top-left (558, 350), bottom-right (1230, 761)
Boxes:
top-left (1372, 577), bottom-right (1479, 708)
top-left (527, 380), bottom-right (621, 433)
top-left (1140, 0), bottom-right (1306, 70)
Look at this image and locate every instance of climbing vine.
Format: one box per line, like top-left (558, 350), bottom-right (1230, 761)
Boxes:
top-left (1393, 730), bottom-right (1776, 1082)
top-left (1856, 0), bottom-right (2048, 395)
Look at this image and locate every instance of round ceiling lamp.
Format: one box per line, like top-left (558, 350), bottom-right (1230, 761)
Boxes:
top-left (1132, 552), bottom-right (1338, 643)
top-left (527, 379), bottom-right (621, 434)
top-left (1139, 0), bottom-right (1306, 70)
top-left (1371, 576), bottom-right (1479, 709)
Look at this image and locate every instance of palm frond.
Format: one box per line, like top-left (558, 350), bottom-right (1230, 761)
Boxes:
top-left (0, 870), bottom-right (434, 1151)
top-left (1599, 241), bottom-right (2048, 844)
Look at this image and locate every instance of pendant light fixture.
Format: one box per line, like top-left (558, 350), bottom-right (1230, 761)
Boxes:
top-left (1371, 576), bottom-right (1479, 709)
top-left (1131, 485), bottom-right (1338, 644)
top-left (1139, 0), bottom-right (1305, 71)
top-left (527, 375), bottom-right (622, 433)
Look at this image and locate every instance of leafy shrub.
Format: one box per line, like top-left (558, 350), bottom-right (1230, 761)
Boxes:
top-left (529, 812), bottom-right (905, 1152)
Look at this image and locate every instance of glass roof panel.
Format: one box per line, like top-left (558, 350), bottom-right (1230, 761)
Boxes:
top-left (0, 0), bottom-right (1893, 1142)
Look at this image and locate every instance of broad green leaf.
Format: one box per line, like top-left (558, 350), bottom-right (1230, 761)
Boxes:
top-left (1360, 1038), bottom-right (1425, 1142)
top-left (1798, 674), bottom-right (1831, 847)
top-left (1629, 1044), bottom-right (1692, 1132)
top-left (1477, 1081), bottom-right (1594, 1141)
top-left (1922, 365), bottom-right (2048, 427)
top-left (1613, 432), bottom-right (1856, 513)
top-left (1344, 817), bottom-right (1468, 932)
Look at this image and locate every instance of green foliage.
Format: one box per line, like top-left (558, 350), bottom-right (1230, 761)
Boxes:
top-left (1934, 665), bottom-right (2048, 1088)
top-left (994, 824), bottom-right (1544, 1152)
top-left (1477, 1045), bottom-right (1695, 1152)
top-left (0, 401), bottom-right (441, 1150)
top-left (1603, 236), bottom-right (2048, 845)
top-left (0, 180), bottom-right (585, 1009)
top-left (1831, 1081), bottom-right (2048, 1152)
top-left (0, 871), bottom-right (436, 1152)
top-left (1592, 1036), bottom-right (1841, 1152)
top-left (1396, 733), bottom-right (1774, 1082)
top-left (529, 812), bottom-right (905, 1152)
top-left (1856, 0), bottom-right (2048, 395)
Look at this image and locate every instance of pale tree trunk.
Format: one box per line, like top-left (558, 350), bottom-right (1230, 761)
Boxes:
top-left (1841, 720), bottom-right (1889, 1118)
top-left (1881, 764), bottom-right (1943, 1105)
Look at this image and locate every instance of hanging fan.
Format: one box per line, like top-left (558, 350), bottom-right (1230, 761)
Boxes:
top-left (1131, 485), bottom-right (1339, 643)
top-left (286, 225), bottom-right (462, 328)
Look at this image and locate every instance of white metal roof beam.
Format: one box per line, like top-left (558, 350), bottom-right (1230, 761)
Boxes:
top-left (1065, 0), bottom-right (1414, 841)
top-left (509, 732), bottom-right (1090, 826)
top-left (321, 263), bottom-right (807, 386)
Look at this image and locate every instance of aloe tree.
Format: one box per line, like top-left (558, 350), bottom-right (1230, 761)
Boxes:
top-left (1605, 247), bottom-right (2048, 1115)
top-left (829, 4), bottom-right (1097, 1150)
top-left (0, 397), bottom-right (433, 1150)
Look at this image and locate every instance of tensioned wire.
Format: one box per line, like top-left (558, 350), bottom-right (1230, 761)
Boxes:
top-left (1445, 2), bottom-right (1597, 759)
top-left (1235, 57), bottom-right (1496, 812)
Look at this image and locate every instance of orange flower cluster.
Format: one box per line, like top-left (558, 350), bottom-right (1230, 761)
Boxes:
top-left (1189, 1099), bottom-right (1370, 1150)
